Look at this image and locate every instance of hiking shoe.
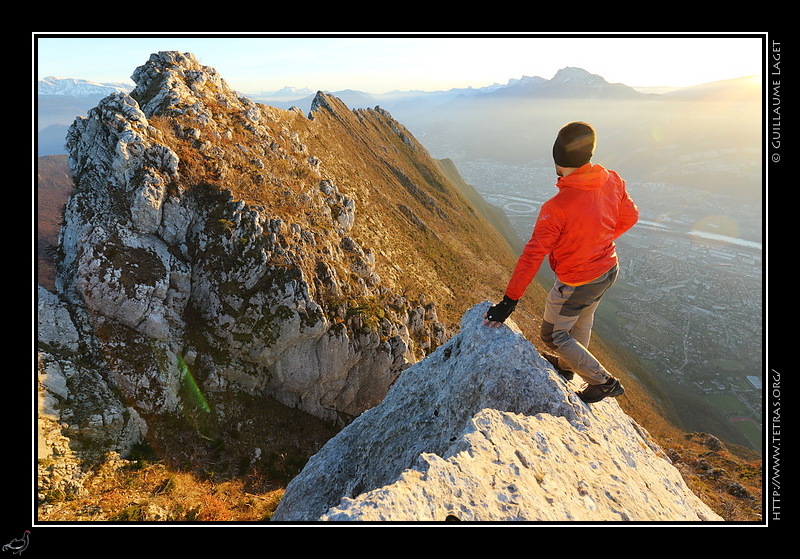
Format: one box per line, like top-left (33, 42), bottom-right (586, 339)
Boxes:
top-left (577, 377), bottom-right (625, 403)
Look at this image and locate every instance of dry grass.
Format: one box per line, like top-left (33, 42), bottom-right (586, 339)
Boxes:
top-left (39, 456), bottom-right (284, 523)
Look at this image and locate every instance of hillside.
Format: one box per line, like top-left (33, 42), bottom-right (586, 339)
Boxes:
top-left (36, 51), bottom-right (761, 524)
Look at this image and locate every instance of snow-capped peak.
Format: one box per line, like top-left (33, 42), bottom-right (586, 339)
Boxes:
top-left (38, 76), bottom-right (133, 97)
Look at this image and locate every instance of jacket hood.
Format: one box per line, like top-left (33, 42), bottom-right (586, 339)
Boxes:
top-left (557, 163), bottom-right (609, 190)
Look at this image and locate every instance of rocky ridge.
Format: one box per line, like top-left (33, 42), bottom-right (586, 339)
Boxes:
top-left (37, 51), bottom-right (519, 503)
top-left (273, 302), bottom-right (722, 522)
top-left (36, 51), bottom-right (730, 523)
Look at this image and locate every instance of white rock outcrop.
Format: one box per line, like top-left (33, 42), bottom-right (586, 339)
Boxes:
top-left (272, 302), bottom-right (722, 523)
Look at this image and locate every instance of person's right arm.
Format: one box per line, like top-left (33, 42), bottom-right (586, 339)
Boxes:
top-left (484, 203), bottom-right (563, 327)
top-left (505, 202), bottom-right (563, 301)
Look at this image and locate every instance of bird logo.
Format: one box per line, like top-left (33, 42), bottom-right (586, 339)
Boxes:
top-left (2, 531), bottom-right (29, 555)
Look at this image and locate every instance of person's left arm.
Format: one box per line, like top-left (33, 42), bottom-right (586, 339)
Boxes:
top-left (613, 183), bottom-right (639, 239)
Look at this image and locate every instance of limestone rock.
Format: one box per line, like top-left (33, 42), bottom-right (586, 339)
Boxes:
top-left (37, 286), bottom-right (80, 353)
top-left (39, 49), bottom-right (455, 512)
top-left (51, 51), bottom-right (447, 426)
top-left (272, 302), bottom-right (722, 523)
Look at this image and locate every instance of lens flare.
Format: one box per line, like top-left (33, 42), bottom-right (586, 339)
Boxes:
top-left (178, 354), bottom-right (211, 414)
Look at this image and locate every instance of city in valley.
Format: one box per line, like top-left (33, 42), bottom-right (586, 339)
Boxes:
top-left (455, 158), bottom-right (763, 450)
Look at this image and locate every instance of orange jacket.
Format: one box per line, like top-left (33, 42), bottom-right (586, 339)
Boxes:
top-left (505, 163), bottom-right (638, 300)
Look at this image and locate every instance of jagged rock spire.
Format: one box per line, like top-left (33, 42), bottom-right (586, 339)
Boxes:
top-left (130, 51), bottom-right (236, 116)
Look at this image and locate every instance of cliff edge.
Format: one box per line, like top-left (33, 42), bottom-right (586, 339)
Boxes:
top-left (273, 302), bottom-right (723, 523)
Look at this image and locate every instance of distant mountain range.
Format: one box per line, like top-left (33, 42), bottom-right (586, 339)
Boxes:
top-left (37, 76), bottom-right (133, 97)
top-left (37, 66), bottom-right (759, 103)
top-left (249, 67), bottom-right (649, 113)
top-left (32, 67), bottom-right (645, 157)
top-left (476, 66), bottom-right (647, 99)
top-left (35, 67), bottom-right (760, 158)
top-left (38, 66), bottom-right (641, 100)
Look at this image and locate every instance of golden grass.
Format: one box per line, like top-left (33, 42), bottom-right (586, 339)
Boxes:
top-left (39, 457), bottom-right (284, 523)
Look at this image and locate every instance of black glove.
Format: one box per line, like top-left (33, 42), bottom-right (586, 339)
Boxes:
top-left (485, 295), bottom-right (517, 323)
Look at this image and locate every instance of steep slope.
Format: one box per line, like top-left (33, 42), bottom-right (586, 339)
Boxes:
top-left (435, 157), bottom-right (523, 253)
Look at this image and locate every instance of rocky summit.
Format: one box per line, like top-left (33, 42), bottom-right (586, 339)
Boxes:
top-left (272, 302), bottom-right (722, 522)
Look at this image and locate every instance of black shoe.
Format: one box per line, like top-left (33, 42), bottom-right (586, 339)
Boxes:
top-left (577, 377), bottom-right (624, 403)
top-left (542, 352), bottom-right (574, 381)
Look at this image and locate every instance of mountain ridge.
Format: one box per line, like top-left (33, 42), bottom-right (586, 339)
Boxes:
top-left (36, 52), bottom-right (762, 523)
top-left (37, 51), bottom-right (531, 513)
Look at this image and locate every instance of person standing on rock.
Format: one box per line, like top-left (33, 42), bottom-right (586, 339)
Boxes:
top-left (484, 121), bottom-right (639, 404)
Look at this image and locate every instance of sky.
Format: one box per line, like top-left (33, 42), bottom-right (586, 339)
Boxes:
top-left (33, 33), bottom-right (766, 95)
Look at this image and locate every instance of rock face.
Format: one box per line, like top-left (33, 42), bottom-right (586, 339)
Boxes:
top-left (38, 286), bottom-right (148, 501)
top-left (38, 51), bottom-right (517, 501)
top-left (48, 51), bottom-right (447, 424)
top-left (273, 302), bottom-right (723, 522)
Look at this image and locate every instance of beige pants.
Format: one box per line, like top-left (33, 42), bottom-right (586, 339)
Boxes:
top-left (540, 264), bottom-right (618, 385)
